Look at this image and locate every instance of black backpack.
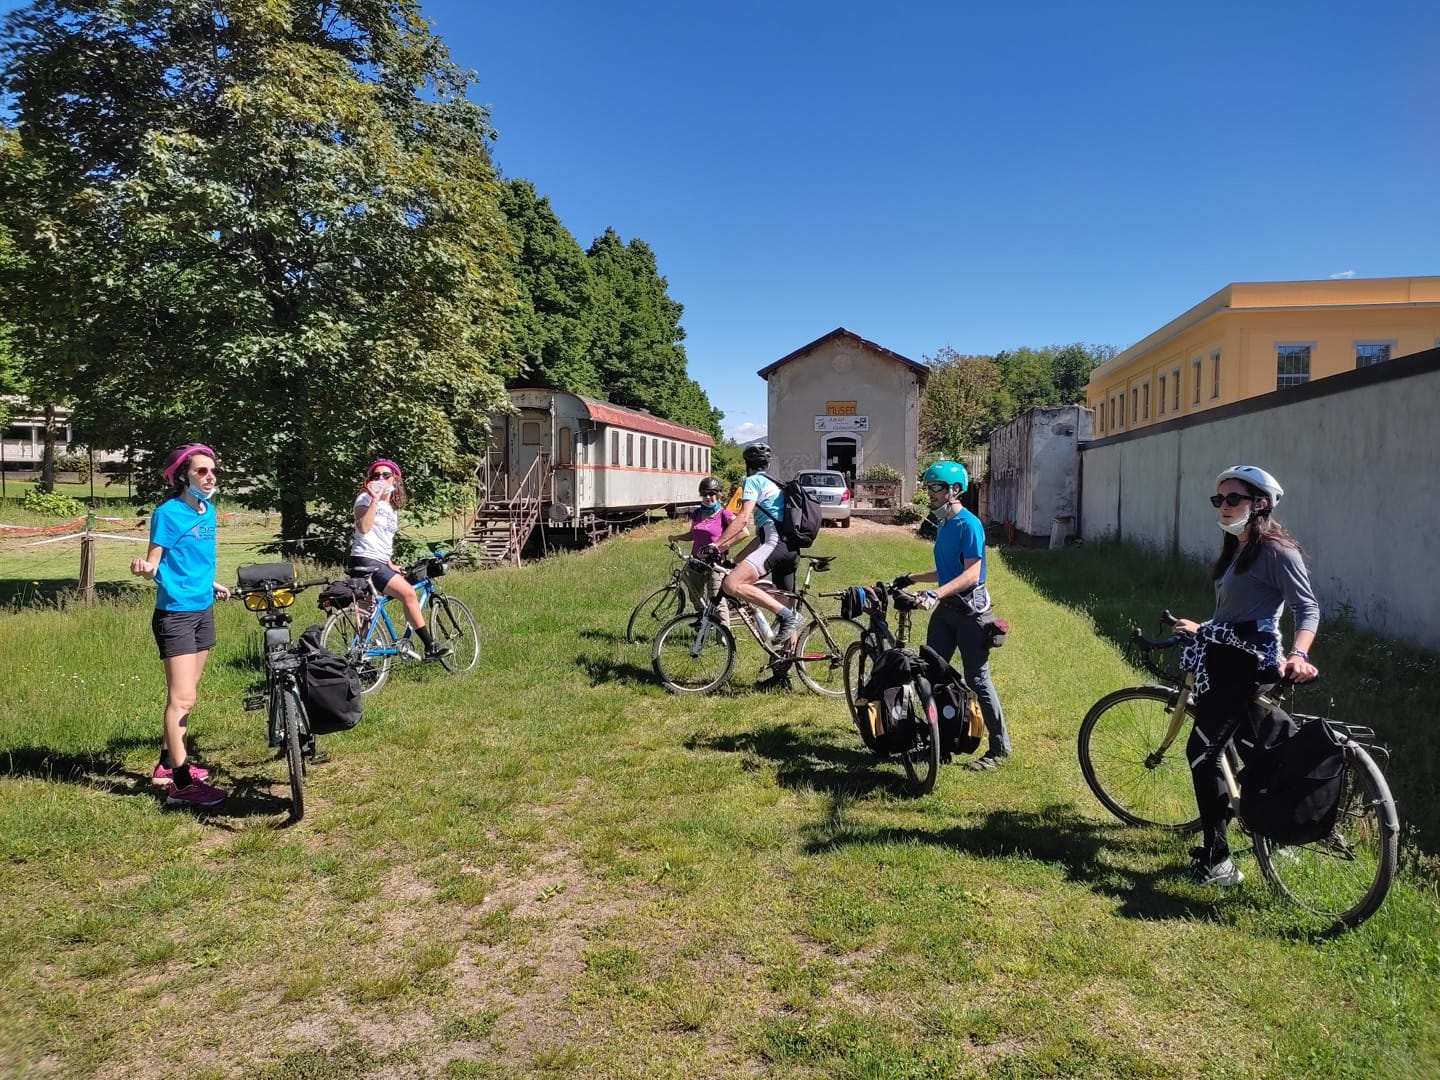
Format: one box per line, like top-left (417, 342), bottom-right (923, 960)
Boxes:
top-left (296, 625), bottom-right (363, 735)
top-left (759, 473), bottom-right (824, 549)
top-left (1238, 715), bottom-right (1347, 846)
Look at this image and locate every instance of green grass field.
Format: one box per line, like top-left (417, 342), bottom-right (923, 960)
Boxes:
top-left (1, 524), bottom-right (1437, 1078)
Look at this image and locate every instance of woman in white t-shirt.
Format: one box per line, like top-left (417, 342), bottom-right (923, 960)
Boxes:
top-left (348, 459), bottom-right (448, 660)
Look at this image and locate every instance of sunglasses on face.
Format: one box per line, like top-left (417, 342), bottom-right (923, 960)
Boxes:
top-left (1210, 492), bottom-right (1255, 508)
top-left (925, 482), bottom-right (951, 494)
top-left (370, 470), bottom-right (394, 479)
top-left (191, 466), bottom-right (216, 478)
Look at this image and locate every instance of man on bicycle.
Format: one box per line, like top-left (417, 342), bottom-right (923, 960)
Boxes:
top-left (708, 443), bottom-right (801, 670)
top-left (893, 460), bottom-right (1011, 770)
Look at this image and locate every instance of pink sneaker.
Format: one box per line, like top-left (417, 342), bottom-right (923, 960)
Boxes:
top-left (165, 779), bottom-right (228, 808)
top-left (153, 761), bottom-right (209, 783)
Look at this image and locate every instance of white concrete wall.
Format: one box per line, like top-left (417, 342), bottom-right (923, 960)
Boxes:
top-left (988, 406), bottom-right (1093, 536)
top-left (1080, 357), bottom-right (1440, 649)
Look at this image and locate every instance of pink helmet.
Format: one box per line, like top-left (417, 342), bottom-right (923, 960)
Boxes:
top-left (161, 443), bottom-right (216, 486)
top-left (368, 458), bottom-right (402, 479)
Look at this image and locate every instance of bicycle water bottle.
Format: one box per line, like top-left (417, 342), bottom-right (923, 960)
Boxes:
top-left (755, 610), bottom-right (774, 642)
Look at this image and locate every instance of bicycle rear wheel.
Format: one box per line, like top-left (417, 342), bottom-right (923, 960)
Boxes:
top-left (793, 616), bottom-right (864, 697)
top-left (899, 679), bottom-right (941, 795)
top-left (281, 686), bottom-right (305, 823)
top-left (431, 596), bottom-right (480, 672)
top-left (320, 607), bottom-right (394, 694)
top-left (626, 583), bottom-right (687, 643)
top-left (1078, 686), bottom-right (1201, 831)
top-left (1253, 743), bottom-right (1399, 929)
top-left (842, 640), bottom-right (879, 752)
top-left (652, 613), bottom-right (735, 694)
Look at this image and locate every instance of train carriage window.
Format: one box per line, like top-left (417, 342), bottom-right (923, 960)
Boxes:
top-left (522, 421), bottom-right (541, 445)
top-left (626, 433), bottom-right (634, 466)
top-left (640, 436), bottom-right (647, 468)
top-left (579, 432), bottom-right (589, 464)
top-left (611, 431), bottom-right (619, 464)
top-left (558, 427), bottom-right (572, 465)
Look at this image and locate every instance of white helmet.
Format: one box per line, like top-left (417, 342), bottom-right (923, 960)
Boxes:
top-left (1215, 464), bottom-right (1283, 507)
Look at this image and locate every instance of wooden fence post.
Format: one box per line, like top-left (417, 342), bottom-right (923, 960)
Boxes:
top-left (79, 512), bottom-right (96, 602)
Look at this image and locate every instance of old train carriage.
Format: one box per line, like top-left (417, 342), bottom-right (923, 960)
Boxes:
top-left (473, 388), bottom-right (715, 559)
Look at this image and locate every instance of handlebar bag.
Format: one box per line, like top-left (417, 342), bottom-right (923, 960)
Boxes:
top-left (237, 561), bottom-right (297, 590)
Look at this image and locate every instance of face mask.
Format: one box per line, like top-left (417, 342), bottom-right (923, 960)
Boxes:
top-left (700, 499), bottom-right (720, 512)
top-left (187, 483), bottom-right (215, 502)
top-left (1218, 514), bottom-right (1249, 536)
top-left (932, 501), bottom-right (957, 524)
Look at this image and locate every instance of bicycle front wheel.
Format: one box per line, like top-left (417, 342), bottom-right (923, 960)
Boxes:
top-left (1078, 686), bottom-right (1201, 831)
top-left (900, 679), bottom-right (941, 795)
top-left (793, 617), bottom-right (864, 697)
top-left (842, 640), bottom-right (879, 753)
top-left (320, 607), bottom-right (394, 695)
top-left (431, 596), bottom-right (480, 673)
top-left (282, 686), bottom-right (305, 823)
top-left (1253, 743), bottom-right (1399, 929)
top-left (652, 613), bottom-right (735, 694)
top-left (626, 583), bottom-right (687, 643)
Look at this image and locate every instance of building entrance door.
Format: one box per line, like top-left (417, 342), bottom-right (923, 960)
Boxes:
top-left (822, 435), bottom-right (857, 486)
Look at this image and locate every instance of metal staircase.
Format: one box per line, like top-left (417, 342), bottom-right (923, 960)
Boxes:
top-left (465, 452), bottom-right (550, 567)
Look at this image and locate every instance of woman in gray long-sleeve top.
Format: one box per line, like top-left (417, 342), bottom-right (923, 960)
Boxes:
top-left (1171, 465), bottom-right (1320, 887)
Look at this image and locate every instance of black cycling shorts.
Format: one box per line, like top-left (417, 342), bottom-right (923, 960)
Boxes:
top-left (151, 606), bottom-right (217, 659)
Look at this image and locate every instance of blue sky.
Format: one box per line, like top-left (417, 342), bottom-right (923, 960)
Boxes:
top-left (7, 1), bottom-right (1438, 441)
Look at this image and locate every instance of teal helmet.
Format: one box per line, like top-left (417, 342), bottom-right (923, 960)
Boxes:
top-left (921, 460), bottom-right (968, 492)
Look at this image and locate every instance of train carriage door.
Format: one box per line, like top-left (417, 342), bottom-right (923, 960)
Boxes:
top-left (553, 425), bottom-right (575, 514)
top-left (510, 406), bottom-right (551, 493)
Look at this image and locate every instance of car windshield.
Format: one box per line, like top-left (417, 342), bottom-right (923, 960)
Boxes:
top-left (797, 472), bottom-right (844, 487)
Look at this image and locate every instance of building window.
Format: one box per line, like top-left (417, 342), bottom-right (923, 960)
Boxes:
top-left (1276, 344), bottom-right (1312, 390)
top-left (1355, 341), bottom-right (1393, 368)
top-left (1193, 358), bottom-right (1202, 404)
top-left (1117, 396), bottom-right (1124, 427)
top-left (1158, 375), bottom-right (1166, 415)
top-left (1211, 351), bottom-right (1221, 399)
top-left (1141, 383), bottom-right (1149, 421)
top-left (1131, 387), bottom-right (1138, 423)
top-left (1172, 368), bottom-right (1180, 412)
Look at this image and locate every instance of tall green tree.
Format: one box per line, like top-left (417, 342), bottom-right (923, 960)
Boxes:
top-left (918, 348), bottom-right (1010, 458)
top-left (0, 0), bottom-right (518, 552)
top-left (497, 178), bottom-right (600, 395)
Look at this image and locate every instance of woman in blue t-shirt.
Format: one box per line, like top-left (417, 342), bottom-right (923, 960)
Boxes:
top-left (130, 443), bottom-right (230, 809)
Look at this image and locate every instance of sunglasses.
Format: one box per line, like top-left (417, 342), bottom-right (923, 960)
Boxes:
top-left (191, 466), bottom-right (216, 477)
top-left (369, 470), bottom-right (394, 479)
top-left (1210, 492), bottom-right (1255, 508)
top-left (925, 482), bottom-right (952, 493)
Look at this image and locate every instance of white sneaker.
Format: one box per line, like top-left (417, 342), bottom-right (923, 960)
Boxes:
top-left (1191, 857), bottom-right (1244, 887)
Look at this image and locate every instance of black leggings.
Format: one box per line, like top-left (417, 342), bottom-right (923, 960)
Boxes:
top-left (1187, 642), bottom-right (1275, 858)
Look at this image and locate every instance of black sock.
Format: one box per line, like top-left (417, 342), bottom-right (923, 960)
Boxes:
top-left (416, 626), bottom-right (436, 649)
top-left (174, 762), bottom-right (193, 789)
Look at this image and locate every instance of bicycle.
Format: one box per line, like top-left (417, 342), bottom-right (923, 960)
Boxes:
top-left (1078, 613), bottom-right (1400, 929)
top-left (650, 552), bottom-right (862, 697)
top-left (840, 582), bottom-right (946, 794)
top-left (625, 543), bottom-right (697, 644)
top-left (236, 562), bottom-right (330, 823)
top-left (318, 550), bottom-right (480, 695)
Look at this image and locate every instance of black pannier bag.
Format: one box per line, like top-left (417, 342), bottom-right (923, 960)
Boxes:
top-left (919, 645), bottom-right (983, 756)
top-left (1238, 713), bottom-right (1347, 846)
top-left (318, 577), bottom-right (371, 613)
top-left (857, 648), bottom-right (925, 752)
top-left (295, 625), bottom-right (362, 735)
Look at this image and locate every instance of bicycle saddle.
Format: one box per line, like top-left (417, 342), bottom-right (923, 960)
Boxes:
top-left (807, 556), bottom-right (835, 572)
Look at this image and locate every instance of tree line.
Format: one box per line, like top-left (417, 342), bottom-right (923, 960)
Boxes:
top-left (0, 0), bottom-right (720, 553)
top-left (918, 343), bottom-right (1119, 461)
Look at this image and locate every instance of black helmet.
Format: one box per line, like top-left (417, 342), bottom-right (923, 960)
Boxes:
top-left (699, 475), bottom-right (723, 496)
top-left (742, 443), bottom-right (771, 468)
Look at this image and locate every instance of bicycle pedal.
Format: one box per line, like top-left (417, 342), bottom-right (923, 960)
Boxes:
top-left (243, 695), bottom-right (265, 711)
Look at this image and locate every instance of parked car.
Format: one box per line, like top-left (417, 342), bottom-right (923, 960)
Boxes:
top-left (795, 470), bottom-right (852, 528)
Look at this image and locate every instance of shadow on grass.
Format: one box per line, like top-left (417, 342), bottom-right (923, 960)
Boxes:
top-left (1, 740), bottom-right (304, 825)
top-left (576, 652), bottom-right (660, 688)
top-left (687, 721), bottom-right (918, 799)
top-left (577, 628), bottom-right (632, 646)
top-left (803, 802), bottom-right (1222, 923)
top-left (0, 577), bottom-right (146, 607)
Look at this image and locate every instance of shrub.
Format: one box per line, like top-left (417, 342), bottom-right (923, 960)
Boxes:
top-left (22, 488), bottom-right (85, 517)
top-left (55, 451), bottom-right (90, 480)
top-left (891, 503), bottom-right (924, 525)
top-left (858, 462), bottom-right (902, 483)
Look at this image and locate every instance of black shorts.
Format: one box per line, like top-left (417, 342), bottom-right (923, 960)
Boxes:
top-left (152, 606), bottom-right (217, 659)
top-left (348, 558), bottom-right (399, 593)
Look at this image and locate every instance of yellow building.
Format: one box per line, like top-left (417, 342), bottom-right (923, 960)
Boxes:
top-left (1086, 276), bottom-right (1440, 435)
